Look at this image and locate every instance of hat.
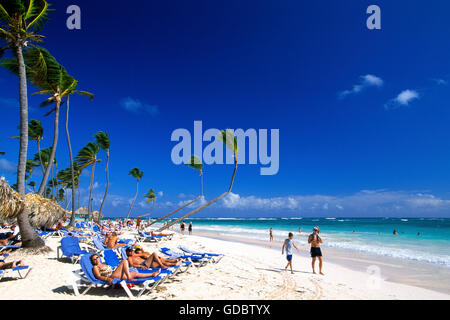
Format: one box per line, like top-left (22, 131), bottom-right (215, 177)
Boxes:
top-left (313, 227), bottom-right (319, 231)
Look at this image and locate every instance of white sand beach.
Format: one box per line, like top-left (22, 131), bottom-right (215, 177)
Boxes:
top-left (0, 230), bottom-right (448, 300)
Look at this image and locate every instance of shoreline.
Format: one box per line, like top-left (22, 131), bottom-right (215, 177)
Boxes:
top-left (0, 228), bottom-right (449, 300)
top-left (190, 230), bottom-right (450, 295)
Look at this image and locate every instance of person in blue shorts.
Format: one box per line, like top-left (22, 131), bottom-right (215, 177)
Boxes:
top-left (282, 232), bottom-right (300, 274)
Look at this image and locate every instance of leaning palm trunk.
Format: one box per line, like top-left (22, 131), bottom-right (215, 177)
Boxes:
top-left (14, 44), bottom-right (44, 248)
top-left (137, 200), bottom-right (156, 219)
top-left (37, 101), bottom-right (60, 195)
top-left (149, 170), bottom-right (203, 226)
top-left (88, 159), bottom-right (97, 221)
top-left (125, 181), bottom-right (139, 220)
top-left (158, 157), bottom-right (237, 232)
top-left (65, 97), bottom-right (77, 226)
top-left (98, 149), bottom-right (109, 220)
top-left (37, 140), bottom-right (44, 173)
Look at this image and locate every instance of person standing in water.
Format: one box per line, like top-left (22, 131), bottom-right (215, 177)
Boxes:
top-left (269, 228), bottom-right (274, 242)
top-left (308, 227), bottom-right (324, 275)
top-left (282, 232), bottom-right (300, 274)
top-left (188, 222), bottom-right (193, 235)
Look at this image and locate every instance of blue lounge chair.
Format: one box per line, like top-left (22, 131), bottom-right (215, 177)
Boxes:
top-left (136, 231), bottom-right (163, 243)
top-left (103, 249), bottom-right (179, 277)
top-left (160, 247), bottom-right (210, 267)
top-left (70, 254), bottom-right (164, 298)
top-left (0, 258), bottom-right (31, 280)
top-left (92, 235), bottom-right (107, 251)
top-left (178, 245), bottom-right (224, 263)
top-left (0, 244), bottom-right (21, 253)
top-left (57, 236), bottom-right (96, 264)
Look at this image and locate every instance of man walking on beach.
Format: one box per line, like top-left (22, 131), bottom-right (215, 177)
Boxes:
top-left (282, 232), bottom-right (300, 274)
top-left (308, 227), bottom-right (324, 275)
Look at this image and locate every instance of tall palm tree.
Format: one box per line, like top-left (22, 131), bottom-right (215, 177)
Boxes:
top-left (94, 131), bottom-right (110, 218)
top-left (0, 0), bottom-right (50, 248)
top-left (75, 142), bottom-right (100, 221)
top-left (33, 146), bottom-right (51, 176)
top-left (125, 168), bottom-right (143, 221)
top-left (148, 155), bottom-right (203, 227)
top-left (28, 119), bottom-right (44, 172)
top-left (158, 130), bottom-right (238, 232)
top-left (1, 47), bottom-right (73, 196)
top-left (65, 91), bottom-right (93, 226)
top-left (137, 189), bottom-right (156, 219)
top-left (57, 163), bottom-right (81, 223)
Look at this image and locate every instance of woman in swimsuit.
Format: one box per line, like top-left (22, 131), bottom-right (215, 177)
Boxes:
top-left (90, 254), bottom-right (160, 285)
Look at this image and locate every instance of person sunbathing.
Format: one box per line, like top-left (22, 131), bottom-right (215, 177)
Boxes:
top-left (90, 254), bottom-right (160, 284)
top-left (126, 247), bottom-right (181, 269)
top-left (0, 259), bottom-right (25, 270)
top-left (146, 230), bottom-right (172, 237)
top-left (104, 232), bottom-right (126, 249)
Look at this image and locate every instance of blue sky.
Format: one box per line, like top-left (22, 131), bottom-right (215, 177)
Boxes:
top-left (1, 0), bottom-right (450, 218)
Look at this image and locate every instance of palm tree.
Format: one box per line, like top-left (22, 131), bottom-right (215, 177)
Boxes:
top-left (75, 142), bottom-right (100, 221)
top-left (137, 189), bottom-right (156, 219)
top-left (28, 119), bottom-right (44, 171)
top-left (0, 0), bottom-right (50, 248)
top-left (57, 163), bottom-right (81, 223)
top-left (125, 168), bottom-right (143, 221)
top-left (94, 131), bottom-right (110, 218)
top-left (65, 91), bottom-right (93, 226)
top-left (158, 130), bottom-right (238, 232)
top-left (148, 155), bottom-right (203, 227)
top-left (0, 151), bottom-right (4, 155)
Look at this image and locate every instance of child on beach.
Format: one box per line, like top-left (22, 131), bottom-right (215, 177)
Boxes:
top-left (282, 232), bottom-right (300, 274)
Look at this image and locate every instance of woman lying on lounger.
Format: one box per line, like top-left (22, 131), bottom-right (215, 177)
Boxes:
top-left (90, 254), bottom-right (160, 284)
top-left (0, 259), bottom-right (25, 270)
top-left (126, 247), bottom-right (181, 269)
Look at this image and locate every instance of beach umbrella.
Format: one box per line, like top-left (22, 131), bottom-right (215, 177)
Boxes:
top-left (1, 177), bottom-right (67, 228)
top-left (0, 177), bottom-right (26, 221)
top-left (25, 193), bottom-right (66, 229)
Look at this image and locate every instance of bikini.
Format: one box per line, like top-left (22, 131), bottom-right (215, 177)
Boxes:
top-left (98, 265), bottom-right (113, 278)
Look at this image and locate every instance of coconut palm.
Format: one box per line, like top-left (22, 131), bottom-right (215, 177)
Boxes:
top-left (57, 163), bottom-right (81, 223)
top-left (158, 130), bottom-right (238, 232)
top-left (137, 189), bottom-right (156, 218)
top-left (0, 0), bottom-right (50, 248)
top-left (94, 131), bottom-right (110, 218)
top-left (64, 91), bottom-right (93, 226)
top-left (28, 119), bottom-right (44, 171)
top-left (75, 142), bottom-right (100, 221)
top-left (1, 47), bottom-right (74, 196)
top-left (148, 155), bottom-right (203, 227)
top-left (125, 168), bottom-right (143, 221)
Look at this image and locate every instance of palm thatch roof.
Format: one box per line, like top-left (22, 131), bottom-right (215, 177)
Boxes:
top-left (0, 177), bottom-right (66, 228)
top-left (0, 177), bottom-right (25, 220)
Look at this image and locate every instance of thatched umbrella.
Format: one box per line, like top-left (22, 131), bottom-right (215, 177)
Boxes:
top-left (25, 193), bottom-right (67, 229)
top-left (0, 177), bottom-right (26, 222)
top-left (0, 177), bottom-right (66, 228)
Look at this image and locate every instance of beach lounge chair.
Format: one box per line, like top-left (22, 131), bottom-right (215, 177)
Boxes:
top-left (70, 254), bottom-right (165, 298)
top-left (0, 258), bottom-right (31, 280)
top-left (136, 231), bottom-right (163, 243)
top-left (160, 247), bottom-right (211, 267)
top-left (57, 236), bottom-right (97, 264)
top-left (103, 249), bottom-right (180, 278)
top-left (178, 245), bottom-right (224, 263)
top-left (0, 244), bottom-right (21, 253)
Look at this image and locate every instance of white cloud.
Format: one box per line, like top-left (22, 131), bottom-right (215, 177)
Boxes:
top-left (0, 159), bottom-right (16, 173)
top-left (431, 78), bottom-right (448, 86)
top-left (216, 190), bottom-right (450, 214)
top-left (339, 74), bottom-right (384, 99)
top-left (157, 191), bottom-right (164, 197)
top-left (385, 89), bottom-right (420, 109)
top-left (120, 97), bottom-right (159, 116)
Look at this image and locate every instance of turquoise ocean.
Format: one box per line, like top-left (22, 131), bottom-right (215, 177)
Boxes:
top-left (164, 217), bottom-right (450, 267)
